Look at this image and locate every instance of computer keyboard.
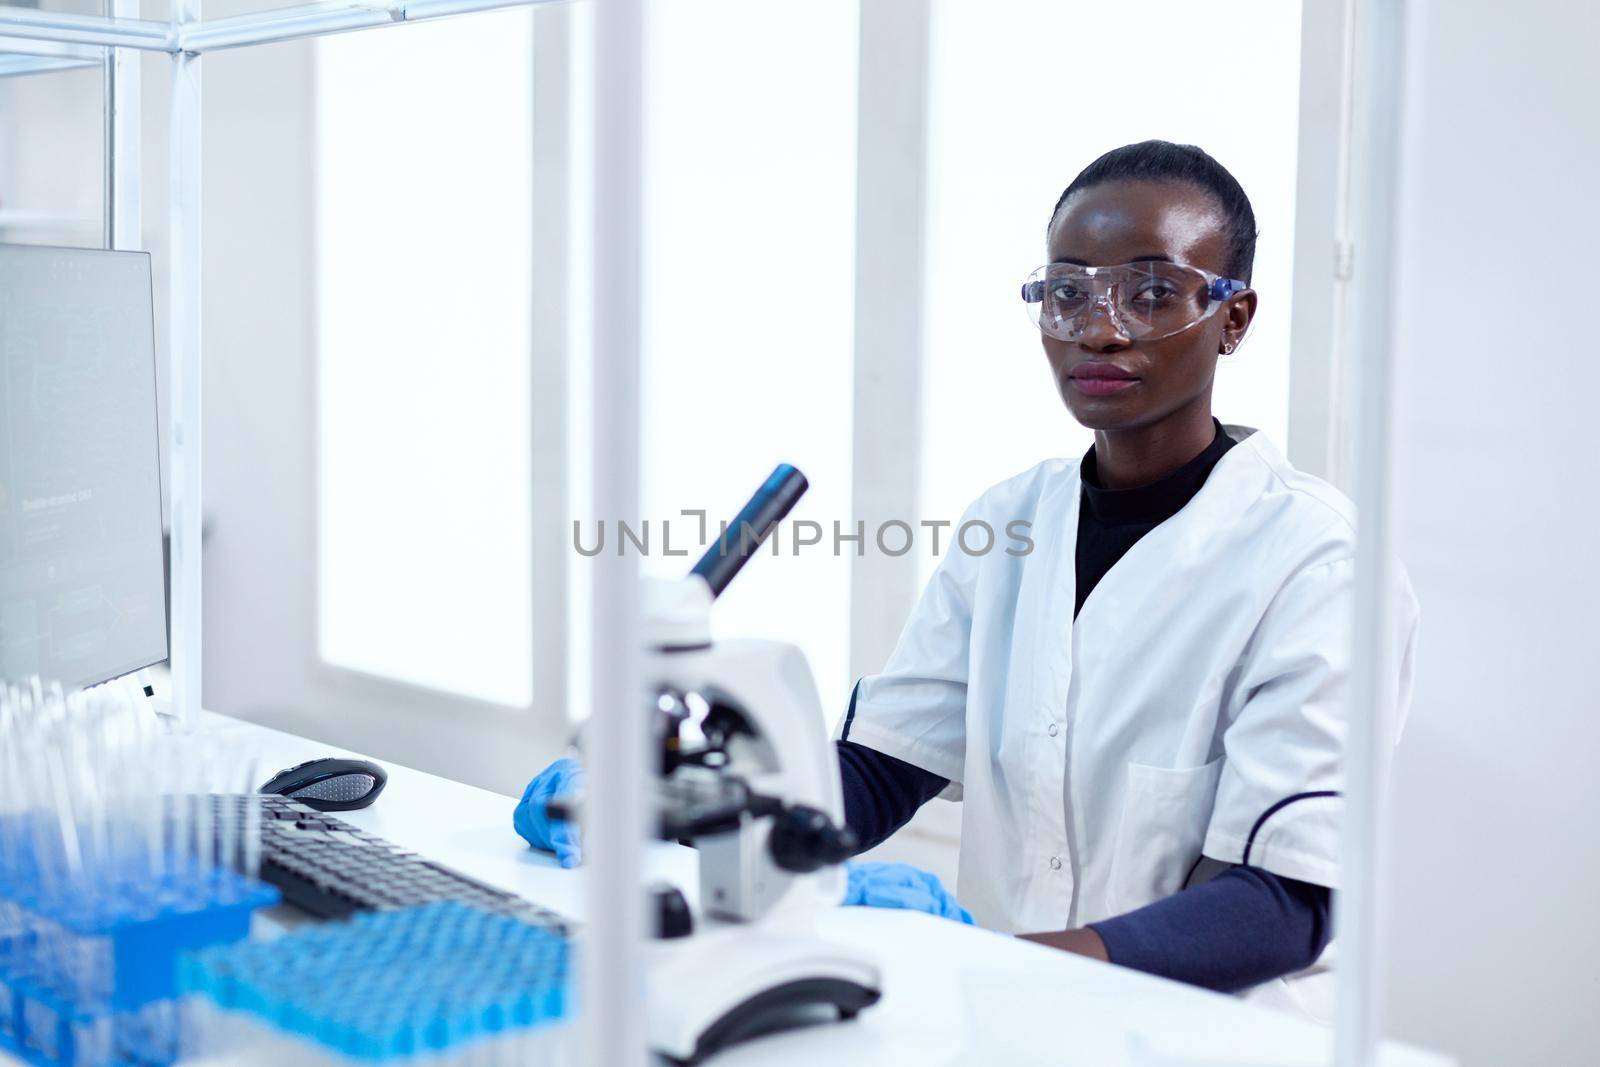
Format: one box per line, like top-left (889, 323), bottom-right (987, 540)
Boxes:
top-left (213, 794), bottom-right (567, 931)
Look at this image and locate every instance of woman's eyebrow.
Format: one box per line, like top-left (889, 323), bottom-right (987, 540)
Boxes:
top-left (1048, 253), bottom-right (1175, 267)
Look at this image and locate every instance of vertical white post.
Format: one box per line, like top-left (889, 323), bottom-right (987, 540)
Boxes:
top-left (583, 0), bottom-right (645, 1064)
top-left (109, 0), bottom-right (141, 251)
top-left (1334, 0), bottom-right (1408, 1063)
top-left (848, 0), bottom-right (932, 681)
top-left (168, 20), bottom-right (202, 729)
top-left (530, 1), bottom-right (571, 723)
top-left (102, 50), bottom-right (113, 248)
top-left (1285, 0), bottom-right (1356, 485)
top-left (1324, 0), bottom-right (1362, 493)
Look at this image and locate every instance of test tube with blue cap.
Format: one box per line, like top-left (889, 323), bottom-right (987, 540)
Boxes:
top-left (0, 677), bottom-right (280, 1067)
top-left (181, 901), bottom-right (572, 1066)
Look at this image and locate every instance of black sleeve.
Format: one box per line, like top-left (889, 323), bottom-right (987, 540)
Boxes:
top-left (1088, 866), bottom-right (1332, 993)
top-left (836, 739), bottom-right (949, 854)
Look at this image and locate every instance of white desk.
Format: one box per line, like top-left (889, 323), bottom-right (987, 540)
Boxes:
top-left (4, 715), bottom-right (1455, 1067)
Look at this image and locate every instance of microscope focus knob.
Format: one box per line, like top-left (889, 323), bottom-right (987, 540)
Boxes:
top-left (652, 883), bottom-right (694, 939)
top-left (768, 805), bottom-right (859, 874)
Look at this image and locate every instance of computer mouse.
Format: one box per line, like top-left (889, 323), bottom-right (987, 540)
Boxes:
top-left (261, 757), bottom-right (387, 811)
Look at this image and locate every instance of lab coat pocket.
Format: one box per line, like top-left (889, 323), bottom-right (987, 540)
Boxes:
top-left (1106, 756), bottom-right (1225, 917)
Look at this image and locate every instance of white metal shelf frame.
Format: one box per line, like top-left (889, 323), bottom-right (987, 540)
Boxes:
top-left (0, 1), bottom-right (642, 1065)
top-left (0, 2), bottom-right (1412, 1065)
top-left (0, 0), bottom-right (549, 53)
top-left (0, 36), bottom-right (101, 77)
top-left (1335, 0), bottom-right (1414, 1063)
top-left (0, 0), bottom-right (574, 746)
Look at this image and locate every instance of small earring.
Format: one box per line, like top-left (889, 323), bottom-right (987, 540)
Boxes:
top-left (1221, 343), bottom-right (1234, 354)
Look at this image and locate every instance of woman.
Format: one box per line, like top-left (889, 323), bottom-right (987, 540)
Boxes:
top-left (520, 141), bottom-right (1418, 1013)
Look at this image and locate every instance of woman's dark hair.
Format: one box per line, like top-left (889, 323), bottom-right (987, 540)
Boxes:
top-left (1049, 140), bottom-right (1258, 283)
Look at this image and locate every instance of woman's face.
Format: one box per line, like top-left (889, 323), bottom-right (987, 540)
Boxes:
top-left (1041, 180), bottom-right (1256, 432)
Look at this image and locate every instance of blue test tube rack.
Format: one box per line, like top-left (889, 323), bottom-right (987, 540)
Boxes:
top-left (0, 839), bottom-right (278, 1067)
top-left (180, 901), bottom-right (571, 1063)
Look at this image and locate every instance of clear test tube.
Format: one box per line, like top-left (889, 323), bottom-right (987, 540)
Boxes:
top-left (44, 743), bottom-right (84, 887)
top-left (18, 703), bottom-right (56, 995)
top-left (95, 684), bottom-right (133, 891)
top-left (129, 718), bottom-right (164, 909)
top-left (0, 688), bottom-right (21, 884)
top-left (242, 757), bottom-right (262, 883)
top-left (45, 738), bottom-right (91, 1002)
top-left (0, 695), bottom-right (20, 981)
top-left (233, 755), bottom-right (261, 882)
top-left (215, 782), bottom-right (238, 890)
top-left (146, 726), bottom-right (168, 892)
top-left (165, 728), bottom-right (192, 888)
top-left (192, 733), bottom-right (216, 882)
top-left (77, 693), bottom-right (111, 901)
top-left (6, 686), bottom-right (47, 943)
top-left (212, 747), bottom-right (253, 890)
top-left (116, 688), bottom-right (159, 911)
top-left (24, 716), bottom-right (62, 910)
top-left (27, 676), bottom-right (45, 726)
top-left (0, 687), bottom-right (29, 991)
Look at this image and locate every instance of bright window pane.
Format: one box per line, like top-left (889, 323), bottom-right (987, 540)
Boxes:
top-left (0, 67), bottom-right (104, 248)
top-left (634, 0), bottom-right (860, 708)
top-left (919, 0), bottom-right (1302, 574)
top-left (315, 12), bottom-right (534, 706)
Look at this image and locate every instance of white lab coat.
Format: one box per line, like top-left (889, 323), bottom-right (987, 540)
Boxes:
top-left (839, 427), bottom-right (1418, 1014)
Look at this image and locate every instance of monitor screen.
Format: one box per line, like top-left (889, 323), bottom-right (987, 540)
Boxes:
top-left (0, 244), bottom-right (168, 689)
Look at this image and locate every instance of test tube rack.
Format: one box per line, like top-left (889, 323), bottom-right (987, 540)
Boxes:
top-left (0, 837), bottom-right (279, 1067)
top-left (180, 901), bottom-right (572, 1065)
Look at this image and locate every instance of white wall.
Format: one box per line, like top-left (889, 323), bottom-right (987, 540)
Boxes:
top-left (1383, 3), bottom-right (1600, 1065)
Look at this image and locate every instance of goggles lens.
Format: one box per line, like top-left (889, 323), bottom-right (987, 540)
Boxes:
top-left (1020, 262), bottom-right (1243, 343)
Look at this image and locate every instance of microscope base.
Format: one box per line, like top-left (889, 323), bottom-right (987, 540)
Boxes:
top-left (647, 924), bottom-right (882, 1064)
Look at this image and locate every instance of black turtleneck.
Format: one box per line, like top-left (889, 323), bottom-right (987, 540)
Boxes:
top-left (1074, 420), bottom-right (1236, 617)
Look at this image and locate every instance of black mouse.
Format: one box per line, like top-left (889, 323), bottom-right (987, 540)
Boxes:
top-left (261, 757), bottom-right (387, 811)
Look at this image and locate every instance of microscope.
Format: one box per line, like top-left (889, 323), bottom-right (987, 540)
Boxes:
top-left (566, 465), bottom-right (883, 1064)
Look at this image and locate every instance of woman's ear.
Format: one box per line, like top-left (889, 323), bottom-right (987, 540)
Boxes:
top-left (1219, 289), bottom-right (1258, 355)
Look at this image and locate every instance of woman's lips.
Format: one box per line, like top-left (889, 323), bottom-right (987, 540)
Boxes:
top-left (1068, 363), bottom-right (1140, 397)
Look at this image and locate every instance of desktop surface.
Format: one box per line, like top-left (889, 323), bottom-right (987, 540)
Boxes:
top-left (143, 712), bottom-right (1454, 1067)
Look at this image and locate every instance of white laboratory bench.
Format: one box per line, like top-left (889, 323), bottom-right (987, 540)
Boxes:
top-left (3, 714), bottom-right (1455, 1067)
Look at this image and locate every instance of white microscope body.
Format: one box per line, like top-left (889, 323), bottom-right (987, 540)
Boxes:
top-left (633, 468), bottom-right (882, 1064)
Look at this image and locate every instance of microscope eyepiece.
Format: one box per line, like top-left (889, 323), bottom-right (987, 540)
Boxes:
top-left (689, 464), bottom-right (808, 599)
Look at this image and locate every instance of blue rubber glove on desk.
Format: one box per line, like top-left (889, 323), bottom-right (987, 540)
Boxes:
top-left (513, 757), bottom-right (585, 868)
top-left (843, 862), bottom-right (974, 924)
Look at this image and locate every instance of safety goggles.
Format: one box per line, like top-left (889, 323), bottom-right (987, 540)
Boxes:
top-left (1021, 261), bottom-right (1248, 343)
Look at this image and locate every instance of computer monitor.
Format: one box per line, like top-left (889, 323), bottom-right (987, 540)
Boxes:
top-left (0, 244), bottom-right (168, 689)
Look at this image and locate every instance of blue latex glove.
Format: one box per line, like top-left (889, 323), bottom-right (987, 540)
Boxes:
top-left (513, 757), bottom-right (585, 868)
top-left (843, 861), bottom-right (974, 924)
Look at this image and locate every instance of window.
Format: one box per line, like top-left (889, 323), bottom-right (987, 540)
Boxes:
top-left (317, 0), bottom-right (859, 719)
top-left (315, 10), bottom-right (535, 707)
top-left (627, 0), bottom-right (861, 708)
top-left (918, 0), bottom-right (1303, 571)
top-left (0, 67), bottom-right (104, 248)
